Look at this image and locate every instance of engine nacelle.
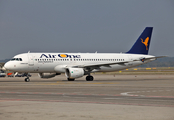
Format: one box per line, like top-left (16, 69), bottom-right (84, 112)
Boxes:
top-left (38, 73), bottom-right (61, 79)
top-left (65, 68), bottom-right (84, 79)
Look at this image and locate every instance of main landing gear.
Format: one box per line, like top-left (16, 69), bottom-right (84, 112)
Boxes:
top-left (85, 69), bottom-right (94, 81)
top-left (86, 75), bottom-right (94, 81)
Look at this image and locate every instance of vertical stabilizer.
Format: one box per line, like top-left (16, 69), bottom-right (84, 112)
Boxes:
top-left (127, 27), bottom-right (153, 55)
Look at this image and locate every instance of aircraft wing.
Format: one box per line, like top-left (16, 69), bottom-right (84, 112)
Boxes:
top-left (73, 61), bottom-right (130, 69)
top-left (72, 56), bottom-right (166, 69)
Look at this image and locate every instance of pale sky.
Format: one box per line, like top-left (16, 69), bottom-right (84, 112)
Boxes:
top-left (0, 0), bottom-right (174, 60)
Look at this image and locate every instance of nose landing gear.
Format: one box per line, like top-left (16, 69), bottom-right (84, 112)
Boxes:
top-left (25, 77), bottom-right (30, 82)
top-left (24, 73), bottom-right (31, 82)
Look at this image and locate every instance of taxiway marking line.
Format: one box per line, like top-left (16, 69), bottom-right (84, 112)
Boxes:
top-left (120, 89), bottom-right (174, 98)
top-left (0, 91), bottom-right (174, 98)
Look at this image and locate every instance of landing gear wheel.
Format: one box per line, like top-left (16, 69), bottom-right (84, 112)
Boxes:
top-left (86, 76), bottom-right (94, 81)
top-left (68, 78), bottom-right (75, 81)
top-left (25, 78), bottom-right (30, 82)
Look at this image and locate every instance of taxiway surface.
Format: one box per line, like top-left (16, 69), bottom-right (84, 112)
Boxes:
top-left (0, 74), bottom-right (174, 120)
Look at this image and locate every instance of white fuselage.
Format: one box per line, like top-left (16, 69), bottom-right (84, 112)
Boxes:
top-left (4, 52), bottom-right (155, 73)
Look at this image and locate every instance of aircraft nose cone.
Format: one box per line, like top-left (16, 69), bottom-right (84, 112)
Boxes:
top-left (4, 62), bottom-right (11, 70)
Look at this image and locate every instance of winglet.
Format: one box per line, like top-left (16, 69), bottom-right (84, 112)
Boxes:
top-left (127, 27), bottom-right (153, 55)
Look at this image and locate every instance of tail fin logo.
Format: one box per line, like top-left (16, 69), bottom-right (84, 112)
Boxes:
top-left (141, 37), bottom-right (149, 50)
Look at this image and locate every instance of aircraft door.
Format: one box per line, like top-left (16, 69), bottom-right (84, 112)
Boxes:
top-left (128, 55), bottom-right (133, 61)
top-left (127, 55), bottom-right (133, 66)
top-left (28, 54), bottom-right (34, 66)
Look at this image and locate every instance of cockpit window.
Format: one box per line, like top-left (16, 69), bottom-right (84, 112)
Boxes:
top-left (11, 58), bottom-right (15, 61)
top-left (11, 58), bottom-right (22, 61)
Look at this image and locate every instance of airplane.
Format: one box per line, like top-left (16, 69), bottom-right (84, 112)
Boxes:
top-left (3, 27), bottom-right (165, 82)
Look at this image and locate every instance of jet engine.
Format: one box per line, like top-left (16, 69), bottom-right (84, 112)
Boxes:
top-left (38, 73), bottom-right (61, 79)
top-left (65, 68), bottom-right (85, 79)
